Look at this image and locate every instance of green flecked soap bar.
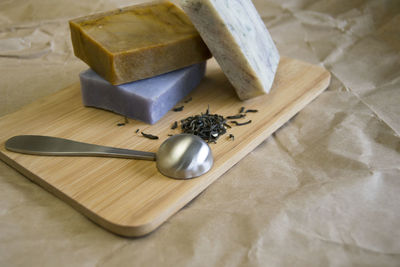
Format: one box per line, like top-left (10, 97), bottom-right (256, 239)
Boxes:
top-left (70, 0), bottom-right (211, 85)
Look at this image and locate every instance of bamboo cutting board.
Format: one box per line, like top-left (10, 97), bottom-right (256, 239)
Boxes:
top-left (0, 57), bottom-right (330, 237)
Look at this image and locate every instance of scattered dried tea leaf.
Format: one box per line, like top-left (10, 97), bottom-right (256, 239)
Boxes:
top-left (141, 132), bottom-right (159, 140)
top-left (173, 106), bottom-right (184, 112)
top-left (226, 114), bottom-right (246, 119)
top-left (231, 120), bottom-right (252, 126)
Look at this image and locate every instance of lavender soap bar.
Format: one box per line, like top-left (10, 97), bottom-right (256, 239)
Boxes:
top-left (80, 62), bottom-right (206, 124)
top-left (180, 0), bottom-right (280, 100)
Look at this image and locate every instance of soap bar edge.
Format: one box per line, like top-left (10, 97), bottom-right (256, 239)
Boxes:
top-left (69, 0), bottom-right (212, 85)
top-left (180, 0), bottom-right (280, 100)
top-left (79, 62), bottom-right (207, 124)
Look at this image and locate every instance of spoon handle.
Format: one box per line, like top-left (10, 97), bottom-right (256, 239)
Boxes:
top-left (5, 135), bottom-right (156, 161)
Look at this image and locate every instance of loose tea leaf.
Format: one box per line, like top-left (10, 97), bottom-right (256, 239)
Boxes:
top-left (245, 109), bottom-right (258, 113)
top-left (231, 120), bottom-right (252, 126)
top-left (223, 123), bottom-right (232, 129)
top-left (239, 107), bottom-right (245, 113)
top-left (171, 121), bottom-right (178, 130)
top-left (141, 132), bottom-right (159, 140)
top-left (229, 134), bottom-right (235, 140)
top-left (180, 107), bottom-right (227, 143)
top-left (173, 106), bottom-right (184, 112)
top-left (117, 116), bottom-right (129, 126)
top-left (135, 128), bottom-right (140, 133)
top-left (226, 114), bottom-right (246, 119)
top-left (184, 97), bottom-right (193, 103)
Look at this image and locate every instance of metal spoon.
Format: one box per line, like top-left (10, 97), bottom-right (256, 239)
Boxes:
top-left (5, 134), bottom-right (213, 179)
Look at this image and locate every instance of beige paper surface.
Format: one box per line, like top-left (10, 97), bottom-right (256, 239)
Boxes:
top-left (1, 0), bottom-right (399, 266)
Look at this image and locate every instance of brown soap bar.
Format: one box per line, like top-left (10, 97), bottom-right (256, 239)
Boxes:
top-left (69, 1), bottom-right (211, 85)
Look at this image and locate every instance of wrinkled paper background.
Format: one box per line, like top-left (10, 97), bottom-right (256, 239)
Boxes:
top-left (1, 0), bottom-right (399, 266)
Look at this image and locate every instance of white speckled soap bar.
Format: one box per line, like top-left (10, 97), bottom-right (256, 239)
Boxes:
top-left (180, 0), bottom-right (280, 100)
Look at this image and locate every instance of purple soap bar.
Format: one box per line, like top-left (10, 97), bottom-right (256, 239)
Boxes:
top-left (80, 62), bottom-right (206, 124)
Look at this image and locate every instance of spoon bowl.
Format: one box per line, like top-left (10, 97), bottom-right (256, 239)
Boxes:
top-left (156, 134), bottom-right (213, 179)
top-left (5, 134), bottom-right (213, 179)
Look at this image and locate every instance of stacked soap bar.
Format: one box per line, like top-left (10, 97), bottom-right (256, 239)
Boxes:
top-left (70, 1), bottom-right (210, 124)
top-left (70, 1), bottom-right (211, 85)
top-left (180, 0), bottom-right (280, 100)
top-left (80, 62), bottom-right (206, 124)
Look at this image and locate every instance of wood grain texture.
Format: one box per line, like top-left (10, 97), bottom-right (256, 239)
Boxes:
top-left (0, 57), bottom-right (330, 237)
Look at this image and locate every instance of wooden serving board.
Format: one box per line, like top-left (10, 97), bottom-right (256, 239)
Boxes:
top-left (0, 57), bottom-right (330, 237)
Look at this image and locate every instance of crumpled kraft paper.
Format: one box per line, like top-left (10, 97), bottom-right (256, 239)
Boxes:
top-left (0, 0), bottom-right (399, 266)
